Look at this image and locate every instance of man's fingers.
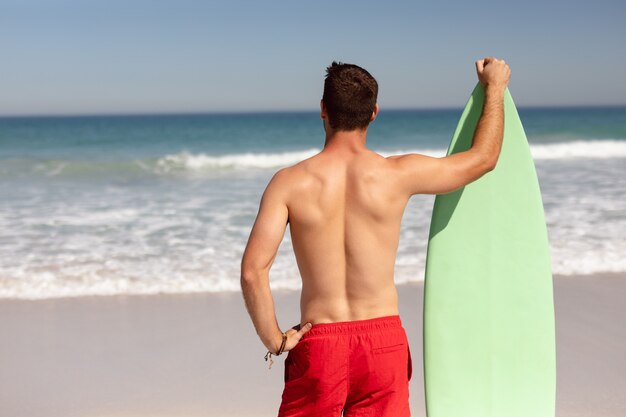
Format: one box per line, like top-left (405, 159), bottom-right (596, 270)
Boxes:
top-left (292, 322), bottom-right (313, 341)
top-left (475, 59), bottom-right (484, 73)
top-left (282, 323), bottom-right (313, 352)
top-left (298, 322), bottom-right (313, 338)
top-left (482, 56), bottom-right (498, 68)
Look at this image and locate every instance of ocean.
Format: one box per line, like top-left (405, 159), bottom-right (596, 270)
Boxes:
top-left (1, 107), bottom-right (625, 299)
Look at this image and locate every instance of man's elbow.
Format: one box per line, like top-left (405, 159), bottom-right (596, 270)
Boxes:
top-left (240, 267), bottom-right (256, 285)
top-left (460, 148), bottom-right (498, 179)
top-left (455, 157), bottom-right (496, 191)
top-left (240, 263), bottom-right (267, 286)
top-left (483, 159), bottom-right (497, 172)
top-left (240, 271), bottom-right (258, 293)
top-left (477, 152), bottom-right (498, 174)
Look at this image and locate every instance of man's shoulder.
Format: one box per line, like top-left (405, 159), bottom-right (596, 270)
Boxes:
top-left (272, 160), bottom-right (305, 180)
top-left (267, 162), bottom-right (306, 191)
top-left (383, 152), bottom-right (438, 169)
top-left (275, 152), bottom-right (320, 178)
top-left (267, 155), bottom-right (324, 201)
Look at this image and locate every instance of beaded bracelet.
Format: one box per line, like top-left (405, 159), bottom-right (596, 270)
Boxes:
top-left (264, 332), bottom-right (288, 369)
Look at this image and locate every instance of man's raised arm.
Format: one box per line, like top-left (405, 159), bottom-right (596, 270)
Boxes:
top-left (389, 56), bottom-right (511, 196)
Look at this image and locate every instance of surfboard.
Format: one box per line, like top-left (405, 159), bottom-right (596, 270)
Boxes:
top-left (423, 83), bottom-right (556, 417)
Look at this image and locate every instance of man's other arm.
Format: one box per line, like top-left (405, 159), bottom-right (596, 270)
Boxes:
top-left (389, 57), bottom-right (511, 195)
top-left (240, 168), bottom-right (313, 355)
top-left (240, 169), bottom-right (290, 355)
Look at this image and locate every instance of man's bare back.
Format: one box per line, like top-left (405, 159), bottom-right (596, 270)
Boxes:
top-left (283, 143), bottom-right (408, 325)
top-left (241, 57), bottom-right (511, 356)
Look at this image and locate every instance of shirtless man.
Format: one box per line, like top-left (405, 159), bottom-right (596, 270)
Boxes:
top-left (241, 57), bottom-right (511, 416)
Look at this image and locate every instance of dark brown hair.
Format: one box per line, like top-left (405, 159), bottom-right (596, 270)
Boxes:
top-left (322, 61), bottom-right (378, 131)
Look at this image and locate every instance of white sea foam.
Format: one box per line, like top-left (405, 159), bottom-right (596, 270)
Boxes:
top-left (155, 148), bottom-right (321, 171)
top-left (2, 182), bottom-right (625, 300)
top-left (398, 139), bottom-right (626, 160)
top-left (529, 139), bottom-right (626, 159)
top-left (153, 140), bottom-right (626, 173)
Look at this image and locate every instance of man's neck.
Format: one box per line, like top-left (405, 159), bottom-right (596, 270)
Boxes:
top-left (323, 129), bottom-right (369, 153)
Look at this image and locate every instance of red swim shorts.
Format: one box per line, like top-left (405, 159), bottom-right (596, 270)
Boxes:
top-left (278, 315), bottom-right (412, 417)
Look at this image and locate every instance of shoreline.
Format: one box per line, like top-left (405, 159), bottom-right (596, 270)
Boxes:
top-left (1, 273), bottom-right (624, 417)
top-left (1, 271), bottom-right (624, 303)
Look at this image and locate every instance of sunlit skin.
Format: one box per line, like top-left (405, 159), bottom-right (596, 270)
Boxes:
top-left (241, 57), bottom-right (511, 355)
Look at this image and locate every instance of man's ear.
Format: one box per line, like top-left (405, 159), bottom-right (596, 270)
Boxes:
top-left (370, 103), bottom-right (379, 122)
top-left (320, 100), bottom-right (327, 120)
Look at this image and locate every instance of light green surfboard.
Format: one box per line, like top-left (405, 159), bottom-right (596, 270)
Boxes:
top-left (423, 84), bottom-right (556, 417)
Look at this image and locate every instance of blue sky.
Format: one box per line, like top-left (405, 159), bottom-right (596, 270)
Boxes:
top-left (1, 0), bottom-right (625, 115)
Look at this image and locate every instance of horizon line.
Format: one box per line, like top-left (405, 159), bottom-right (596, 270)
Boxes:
top-left (1, 102), bottom-right (626, 119)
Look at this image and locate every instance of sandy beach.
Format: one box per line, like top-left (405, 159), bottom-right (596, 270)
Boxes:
top-left (1, 273), bottom-right (624, 417)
